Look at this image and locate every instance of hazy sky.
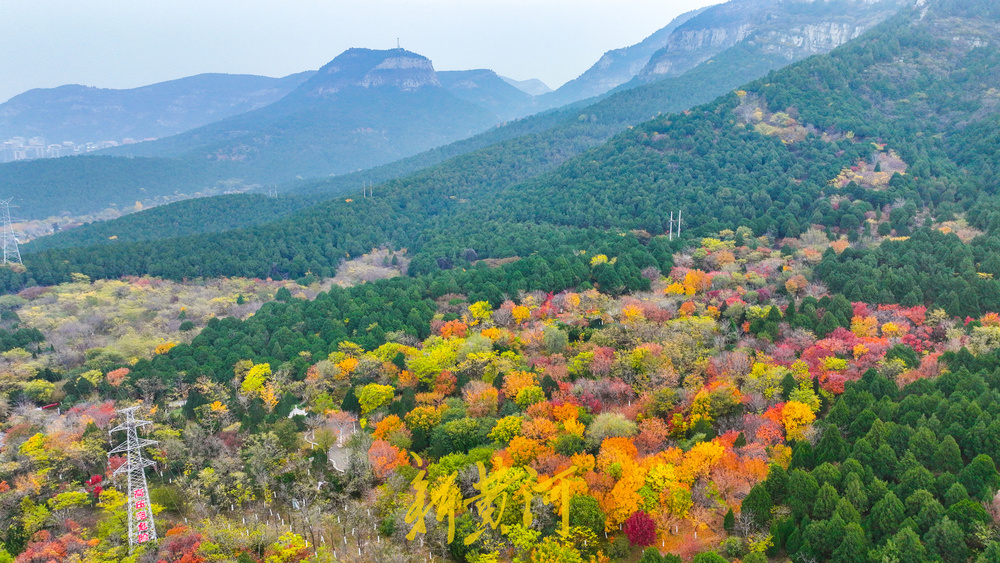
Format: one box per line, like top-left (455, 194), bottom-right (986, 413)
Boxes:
top-left (0, 0), bottom-right (720, 103)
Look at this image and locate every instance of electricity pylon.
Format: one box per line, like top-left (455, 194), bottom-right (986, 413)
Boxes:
top-left (0, 199), bottom-right (21, 265)
top-left (109, 406), bottom-right (158, 551)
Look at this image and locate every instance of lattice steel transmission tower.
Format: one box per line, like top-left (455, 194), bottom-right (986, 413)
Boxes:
top-left (109, 406), bottom-right (158, 551)
top-left (0, 199), bottom-right (21, 265)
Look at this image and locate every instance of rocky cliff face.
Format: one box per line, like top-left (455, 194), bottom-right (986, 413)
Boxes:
top-left (754, 21), bottom-right (870, 59)
top-left (539, 6), bottom-right (707, 107)
top-left (305, 48), bottom-right (440, 96)
top-left (638, 0), bottom-right (913, 81)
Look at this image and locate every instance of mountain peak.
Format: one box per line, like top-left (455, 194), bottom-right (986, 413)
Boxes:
top-left (304, 48), bottom-right (440, 96)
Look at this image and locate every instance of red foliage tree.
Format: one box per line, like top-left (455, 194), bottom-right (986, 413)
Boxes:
top-left (157, 526), bottom-right (206, 563)
top-left (16, 531), bottom-right (96, 563)
top-left (623, 510), bottom-right (657, 547)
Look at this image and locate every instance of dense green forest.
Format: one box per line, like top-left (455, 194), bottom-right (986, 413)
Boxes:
top-left (755, 350), bottom-right (1000, 563)
top-left (0, 155), bottom-right (239, 220)
top-left (13, 3), bottom-right (1000, 320)
top-left (21, 193), bottom-right (326, 253)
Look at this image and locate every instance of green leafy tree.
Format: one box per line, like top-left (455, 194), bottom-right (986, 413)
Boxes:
top-left (906, 489), bottom-right (945, 535)
top-left (843, 474), bottom-right (869, 512)
top-left (935, 435), bottom-right (964, 474)
top-left (569, 495), bottom-right (606, 537)
top-left (813, 483), bottom-right (839, 520)
top-left (814, 425), bottom-right (848, 465)
top-left (946, 498), bottom-right (991, 533)
top-left (764, 463), bottom-right (789, 504)
top-left (876, 527), bottom-right (927, 563)
top-left (925, 517), bottom-right (968, 563)
top-left (723, 508), bottom-right (735, 533)
top-left (977, 542), bottom-right (1000, 563)
top-left (787, 469), bottom-right (818, 519)
top-left (831, 522), bottom-right (869, 563)
top-left (869, 491), bottom-right (904, 542)
top-left (960, 454), bottom-right (1000, 499)
top-left (944, 482), bottom-right (970, 507)
top-left (741, 484), bottom-right (773, 528)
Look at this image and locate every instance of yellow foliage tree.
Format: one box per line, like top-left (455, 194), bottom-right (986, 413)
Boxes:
top-left (781, 401), bottom-right (815, 440)
top-left (851, 315), bottom-right (878, 338)
top-left (677, 441), bottom-right (725, 484)
top-left (513, 305), bottom-right (532, 324)
top-left (241, 363), bottom-right (271, 395)
top-left (357, 383), bottom-right (396, 414)
top-left (468, 301), bottom-right (493, 325)
top-left (590, 255), bottom-right (609, 267)
top-left (405, 405), bottom-right (443, 430)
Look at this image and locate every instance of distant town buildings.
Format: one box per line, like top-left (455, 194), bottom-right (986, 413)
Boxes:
top-left (0, 136), bottom-right (154, 163)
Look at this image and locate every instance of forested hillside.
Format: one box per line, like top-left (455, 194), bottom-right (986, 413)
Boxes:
top-left (7, 1), bottom-right (1000, 563)
top-left (21, 194), bottom-right (326, 253)
top-left (24, 31), bottom-right (791, 250)
top-left (15, 0), bottom-right (1000, 313)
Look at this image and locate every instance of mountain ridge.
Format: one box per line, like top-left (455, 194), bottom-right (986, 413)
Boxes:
top-left (0, 71), bottom-right (314, 147)
top-left (538, 6), bottom-right (709, 108)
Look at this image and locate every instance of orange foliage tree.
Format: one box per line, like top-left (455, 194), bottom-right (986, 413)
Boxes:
top-left (369, 440), bottom-right (410, 481)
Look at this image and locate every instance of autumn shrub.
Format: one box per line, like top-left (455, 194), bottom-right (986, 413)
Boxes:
top-left (368, 440), bottom-right (409, 481)
top-left (405, 405), bottom-right (442, 430)
top-left (585, 412), bottom-right (638, 449)
top-left (503, 371), bottom-right (539, 400)
top-left (635, 417), bottom-right (670, 455)
top-left (463, 381), bottom-right (499, 417)
top-left (515, 386), bottom-right (546, 409)
top-left (489, 416), bottom-right (523, 443)
top-left (507, 436), bottom-right (544, 466)
top-left (372, 415), bottom-right (405, 441)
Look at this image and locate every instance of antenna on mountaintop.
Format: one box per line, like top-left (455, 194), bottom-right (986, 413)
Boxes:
top-left (397, 38), bottom-right (400, 49)
top-left (109, 406), bottom-right (158, 551)
top-left (0, 199), bottom-right (22, 265)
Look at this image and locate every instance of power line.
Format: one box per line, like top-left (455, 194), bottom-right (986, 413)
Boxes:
top-left (0, 199), bottom-right (21, 265)
top-left (109, 406), bottom-right (159, 551)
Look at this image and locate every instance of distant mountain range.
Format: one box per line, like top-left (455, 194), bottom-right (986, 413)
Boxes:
top-left (0, 72), bottom-right (314, 145)
top-left (109, 48), bottom-right (527, 181)
top-left (0, 0), bottom-right (916, 222)
top-left (500, 77), bottom-right (552, 96)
